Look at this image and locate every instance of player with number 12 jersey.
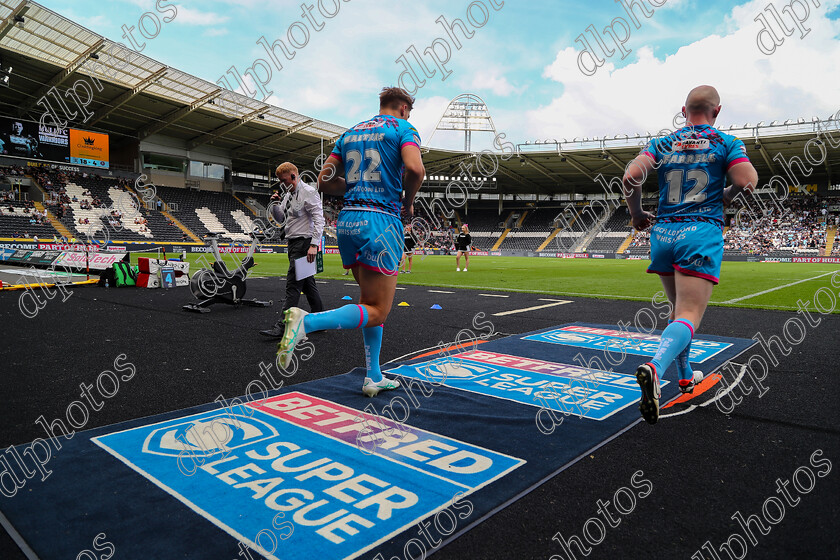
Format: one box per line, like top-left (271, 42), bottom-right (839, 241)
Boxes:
top-left (622, 85), bottom-right (758, 425)
top-left (644, 124), bottom-right (749, 228)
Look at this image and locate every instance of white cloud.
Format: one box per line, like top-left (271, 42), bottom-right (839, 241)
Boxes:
top-left (409, 96), bottom-right (452, 145)
top-left (173, 5), bottom-right (230, 26)
top-left (526, 0), bottom-right (840, 142)
top-left (463, 72), bottom-right (524, 97)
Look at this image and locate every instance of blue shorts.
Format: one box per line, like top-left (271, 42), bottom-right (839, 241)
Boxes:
top-left (336, 209), bottom-right (403, 274)
top-left (648, 221), bottom-right (723, 284)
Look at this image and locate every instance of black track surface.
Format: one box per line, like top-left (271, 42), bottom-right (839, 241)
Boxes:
top-left (1, 275), bottom-right (838, 560)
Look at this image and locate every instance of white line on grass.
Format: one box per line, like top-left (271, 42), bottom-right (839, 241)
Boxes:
top-left (720, 271), bottom-right (838, 304)
top-left (493, 300), bottom-right (572, 316)
top-left (400, 282), bottom-right (648, 300)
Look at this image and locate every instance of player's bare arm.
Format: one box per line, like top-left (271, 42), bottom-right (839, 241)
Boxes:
top-left (401, 144), bottom-right (424, 218)
top-left (722, 161), bottom-right (759, 205)
top-left (622, 153), bottom-right (656, 230)
top-left (317, 156), bottom-right (346, 196)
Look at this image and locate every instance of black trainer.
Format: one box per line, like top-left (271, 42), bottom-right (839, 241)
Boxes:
top-left (259, 324), bottom-right (285, 338)
top-left (635, 362), bottom-right (661, 425)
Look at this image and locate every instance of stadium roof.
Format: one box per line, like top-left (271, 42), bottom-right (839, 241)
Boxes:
top-left (0, 0), bottom-right (345, 173)
top-left (0, 0), bottom-right (837, 195)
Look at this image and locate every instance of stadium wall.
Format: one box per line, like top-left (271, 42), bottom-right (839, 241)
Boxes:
top-left (4, 243), bottom-right (837, 270)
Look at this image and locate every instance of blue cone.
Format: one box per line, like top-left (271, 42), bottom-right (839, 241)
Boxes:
top-left (430, 304), bottom-right (442, 309)
top-left (342, 295), bottom-right (353, 300)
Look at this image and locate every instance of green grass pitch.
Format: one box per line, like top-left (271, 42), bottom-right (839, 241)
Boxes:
top-left (134, 251), bottom-right (840, 313)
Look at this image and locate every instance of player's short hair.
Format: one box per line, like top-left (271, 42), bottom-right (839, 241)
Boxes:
top-left (379, 87), bottom-right (415, 111)
top-left (275, 162), bottom-right (298, 178)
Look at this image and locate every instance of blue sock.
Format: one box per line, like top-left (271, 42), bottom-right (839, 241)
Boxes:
top-left (304, 304), bottom-right (368, 333)
top-left (363, 325), bottom-right (384, 382)
top-left (650, 319), bottom-right (694, 377)
top-left (669, 320), bottom-right (694, 381)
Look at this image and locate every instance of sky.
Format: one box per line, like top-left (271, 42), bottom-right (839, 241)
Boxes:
top-left (36, 0), bottom-right (840, 151)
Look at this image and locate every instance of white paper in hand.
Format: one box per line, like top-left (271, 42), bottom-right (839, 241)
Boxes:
top-left (294, 255), bottom-right (317, 281)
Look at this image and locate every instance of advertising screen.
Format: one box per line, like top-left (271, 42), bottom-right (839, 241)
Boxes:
top-left (0, 115), bottom-right (69, 162)
top-left (69, 128), bottom-right (109, 169)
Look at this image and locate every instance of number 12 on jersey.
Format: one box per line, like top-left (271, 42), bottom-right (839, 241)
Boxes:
top-left (665, 168), bottom-right (709, 204)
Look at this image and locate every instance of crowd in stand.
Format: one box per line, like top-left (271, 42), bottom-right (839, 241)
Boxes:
top-left (627, 230), bottom-right (650, 250)
top-left (0, 165), bottom-right (26, 181)
top-left (624, 198), bottom-right (840, 255)
top-left (723, 196), bottom-right (835, 254)
top-left (323, 196), bottom-right (343, 228)
top-left (3, 164), bottom-right (840, 257)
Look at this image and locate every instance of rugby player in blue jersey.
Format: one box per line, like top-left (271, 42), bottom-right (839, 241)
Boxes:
top-left (622, 85), bottom-right (759, 424)
top-left (277, 87), bottom-right (425, 397)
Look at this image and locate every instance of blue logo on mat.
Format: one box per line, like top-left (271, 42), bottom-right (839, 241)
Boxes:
top-left (93, 392), bottom-right (524, 560)
top-left (523, 326), bottom-right (731, 363)
top-left (389, 351), bottom-right (663, 421)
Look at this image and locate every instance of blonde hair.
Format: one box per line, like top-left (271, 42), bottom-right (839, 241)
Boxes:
top-left (275, 162), bottom-right (299, 178)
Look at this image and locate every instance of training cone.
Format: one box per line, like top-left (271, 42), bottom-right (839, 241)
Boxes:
top-left (398, 301), bottom-right (410, 307)
top-left (430, 304), bottom-right (442, 309)
top-left (342, 295), bottom-right (352, 300)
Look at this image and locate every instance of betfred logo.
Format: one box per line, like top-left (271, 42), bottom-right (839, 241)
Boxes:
top-left (93, 393), bottom-right (523, 560)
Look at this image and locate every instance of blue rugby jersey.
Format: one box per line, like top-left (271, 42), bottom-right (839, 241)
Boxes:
top-left (329, 115), bottom-right (421, 217)
top-left (643, 124), bottom-right (750, 224)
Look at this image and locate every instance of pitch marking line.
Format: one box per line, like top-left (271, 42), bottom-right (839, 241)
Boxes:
top-left (480, 293), bottom-right (509, 298)
top-left (428, 290), bottom-right (454, 294)
top-left (720, 271), bottom-right (837, 304)
top-left (493, 299), bottom-right (573, 316)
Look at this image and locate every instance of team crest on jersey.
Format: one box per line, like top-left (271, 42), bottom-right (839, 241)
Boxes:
top-left (672, 139), bottom-right (709, 151)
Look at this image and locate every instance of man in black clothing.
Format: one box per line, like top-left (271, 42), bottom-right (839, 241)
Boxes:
top-left (455, 224), bottom-right (472, 271)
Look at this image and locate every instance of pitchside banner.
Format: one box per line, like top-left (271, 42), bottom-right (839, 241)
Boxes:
top-left (0, 248), bottom-right (64, 266)
top-left (522, 325), bottom-right (731, 363)
top-left (387, 350), bottom-right (660, 421)
top-left (93, 392), bottom-right (523, 560)
top-left (54, 250), bottom-right (126, 270)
